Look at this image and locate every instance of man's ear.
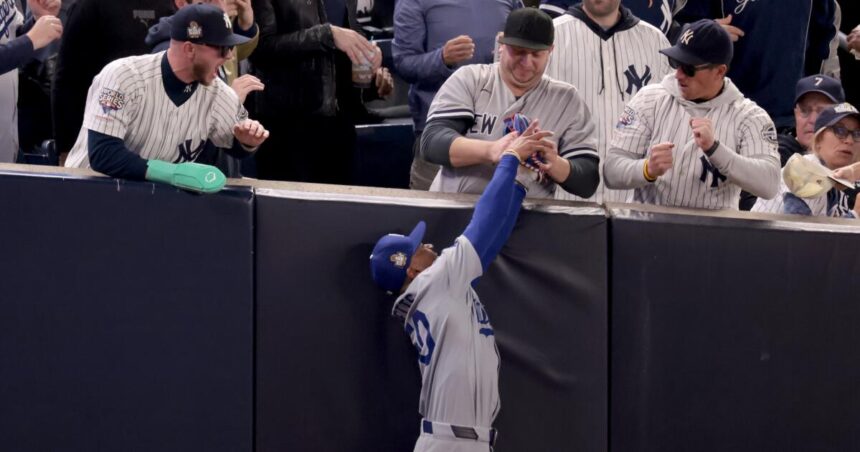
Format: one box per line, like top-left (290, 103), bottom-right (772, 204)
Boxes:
top-left (406, 266), bottom-right (419, 280)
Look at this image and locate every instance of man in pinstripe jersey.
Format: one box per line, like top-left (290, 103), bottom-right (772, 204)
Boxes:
top-left (64, 4), bottom-right (268, 188)
top-left (545, 0), bottom-right (672, 204)
top-left (604, 19), bottom-right (779, 210)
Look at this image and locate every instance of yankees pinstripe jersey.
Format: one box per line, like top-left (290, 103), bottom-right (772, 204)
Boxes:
top-left (545, 5), bottom-right (671, 204)
top-left (540, 0), bottom-right (688, 35)
top-left (752, 154), bottom-right (854, 218)
top-left (65, 52), bottom-right (247, 169)
top-left (0, 0), bottom-right (23, 163)
top-left (392, 236), bottom-right (499, 435)
top-left (427, 63), bottom-right (597, 198)
top-left (604, 73), bottom-right (780, 210)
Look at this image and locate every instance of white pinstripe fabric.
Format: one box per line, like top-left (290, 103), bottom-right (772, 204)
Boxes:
top-left (65, 52), bottom-right (247, 168)
top-left (545, 14), bottom-right (671, 204)
top-left (604, 73), bottom-right (780, 210)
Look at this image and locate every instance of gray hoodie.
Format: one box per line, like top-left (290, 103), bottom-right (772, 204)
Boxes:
top-left (604, 73), bottom-right (780, 210)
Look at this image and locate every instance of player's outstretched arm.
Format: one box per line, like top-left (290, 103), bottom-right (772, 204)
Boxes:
top-left (463, 153), bottom-right (525, 271)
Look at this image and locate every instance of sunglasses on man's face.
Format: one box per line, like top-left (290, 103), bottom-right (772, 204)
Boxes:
top-left (829, 125), bottom-right (860, 142)
top-left (204, 44), bottom-right (233, 58)
top-left (668, 58), bottom-right (714, 77)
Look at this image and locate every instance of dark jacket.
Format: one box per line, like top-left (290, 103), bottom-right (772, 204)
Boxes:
top-left (250, 0), bottom-right (361, 118)
top-left (51, 0), bottom-right (175, 154)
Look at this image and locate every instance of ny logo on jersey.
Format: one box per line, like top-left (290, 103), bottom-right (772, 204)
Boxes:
top-left (469, 113), bottom-right (498, 136)
top-left (624, 65), bottom-right (652, 96)
top-left (699, 155), bottom-right (727, 188)
top-left (470, 292), bottom-right (494, 337)
top-left (405, 308), bottom-right (436, 365)
top-left (173, 139), bottom-right (206, 163)
top-left (680, 29), bottom-right (694, 45)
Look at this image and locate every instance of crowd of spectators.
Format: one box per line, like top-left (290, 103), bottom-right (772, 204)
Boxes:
top-left (2, 0), bottom-right (860, 218)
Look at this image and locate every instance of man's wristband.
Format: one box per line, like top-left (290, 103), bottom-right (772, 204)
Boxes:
top-left (643, 159), bottom-right (657, 182)
top-left (704, 140), bottom-right (720, 157)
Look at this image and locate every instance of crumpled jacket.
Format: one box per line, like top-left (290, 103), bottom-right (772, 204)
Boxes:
top-left (250, 0), bottom-right (359, 117)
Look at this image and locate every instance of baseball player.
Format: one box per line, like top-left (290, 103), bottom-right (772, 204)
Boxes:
top-left (752, 103), bottom-right (860, 218)
top-left (64, 4), bottom-right (269, 193)
top-left (370, 123), bottom-right (543, 451)
top-left (603, 19), bottom-right (780, 210)
top-left (545, 0), bottom-right (672, 204)
top-left (540, 0), bottom-right (688, 37)
top-left (422, 8), bottom-right (600, 199)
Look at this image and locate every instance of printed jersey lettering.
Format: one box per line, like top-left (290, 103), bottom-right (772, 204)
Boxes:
top-left (469, 113), bottom-right (498, 135)
top-left (700, 155), bottom-right (727, 188)
top-left (173, 139), bottom-right (206, 163)
top-left (405, 309), bottom-right (436, 365)
top-left (624, 65), bottom-right (652, 96)
top-left (470, 292), bottom-right (494, 337)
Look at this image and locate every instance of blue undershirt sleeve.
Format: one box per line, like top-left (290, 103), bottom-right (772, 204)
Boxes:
top-left (87, 130), bottom-right (149, 181)
top-left (463, 155), bottom-right (526, 271)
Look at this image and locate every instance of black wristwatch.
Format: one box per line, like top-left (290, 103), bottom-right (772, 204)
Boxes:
top-left (704, 140), bottom-right (720, 157)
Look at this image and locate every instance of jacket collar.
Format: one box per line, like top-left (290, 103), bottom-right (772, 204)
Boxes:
top-left (568, 4), bottom-right (639, 41)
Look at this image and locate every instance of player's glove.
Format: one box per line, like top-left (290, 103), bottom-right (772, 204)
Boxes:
top-left (145, 160), bottom-right (226, 194)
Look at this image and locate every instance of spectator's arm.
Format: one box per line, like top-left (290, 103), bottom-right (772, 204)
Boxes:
top-left (0, 36), bottom-right (35, 74)
top-left (558, 156), bottom-right (600, 198)
top-left (706, 113), bottom-right (780, 199)
top-left (235, 23), bottom-right (260, 61)
top-left (391, 0), bottom-right (453, 84)
top-left (250, 0), bottom-right (335, 68)
top-left (420, 117), bottom-right (471, 167)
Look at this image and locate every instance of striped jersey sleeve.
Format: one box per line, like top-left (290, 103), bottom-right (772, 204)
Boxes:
top-left (706, 103), bottom-right (780, 199)
top-left (207, 80), bottom-right (249, 149)
top-left (82, 59), bottom-right (144, 140)
top-left (426, 65), bottom-right (481, 122)
top-left (604, 85), bottom-right (661, 189)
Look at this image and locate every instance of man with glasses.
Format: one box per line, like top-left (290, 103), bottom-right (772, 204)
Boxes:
top-left (604, 19), bottom-right (780, 210)
top-left (65, 4), bottom-right (269, 193)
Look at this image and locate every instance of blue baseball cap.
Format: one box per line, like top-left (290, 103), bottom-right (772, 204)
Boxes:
top-left (814, 103), bottom-right (860, 133)
top-left (170, 3), bottom-right (250, 47)
top-left (369, 221), bottom-right (426, 294)
top-left (660, 19), bottom-right (733, 66)
top-left (794, 74), bottom-right (845, 105)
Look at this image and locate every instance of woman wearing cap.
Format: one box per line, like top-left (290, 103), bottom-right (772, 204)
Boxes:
top-left (752, 103), bottom-right (860, 218)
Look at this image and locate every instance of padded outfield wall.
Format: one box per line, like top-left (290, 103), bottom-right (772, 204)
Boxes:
top-left (1, 165), bottom-right (858, 451)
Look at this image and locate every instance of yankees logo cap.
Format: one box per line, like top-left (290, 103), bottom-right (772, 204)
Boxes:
top-left (660, 19), bottom-right (732, 66)
top-left (794, 74), bottom-right (845, 105)
top-left (814, 103), bottom-right (860, 132)
top-left (369, 221), bottom-right (426, 294)
top-left (170, 3), bottom-right (251, 47)
top-left (498, 8), bottom-right (554, 51)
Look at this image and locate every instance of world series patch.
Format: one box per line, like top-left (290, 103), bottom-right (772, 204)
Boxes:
top-left (98, 88), bottom-right (126, 114)
top-left (761, 124), bottom-right (777, 144)
top-left (616, 106), bottom-right (637, 129)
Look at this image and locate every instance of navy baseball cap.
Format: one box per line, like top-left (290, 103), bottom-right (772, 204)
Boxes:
top-left (369, 221), bottom-right (426, 294)
top-left (498, 8), bottom-right (554, 50)
top-left (660, 19), bottom-right (733, 66)
top-left (814, 103), bottom-right (860, 132)
top-left (794, 74), bottom-right (845, 105)
top-left (170, 3), bottom-right (250, 47)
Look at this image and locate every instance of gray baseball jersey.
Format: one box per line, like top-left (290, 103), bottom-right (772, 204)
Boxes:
top-left (392, 236), bottom-right (498, 452)
top-left (427, 63), bottom-right (598, 198)
top-left (0, 0), bottom-right (23, 163)
top-left (752, 154), bottom-right (854, 218)
top-left (545, 10), bottom-right (671, 204)
top-left (604, 74), bottom-right (780, 210)
top-left (65, 52), bottom-right (247, 168)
